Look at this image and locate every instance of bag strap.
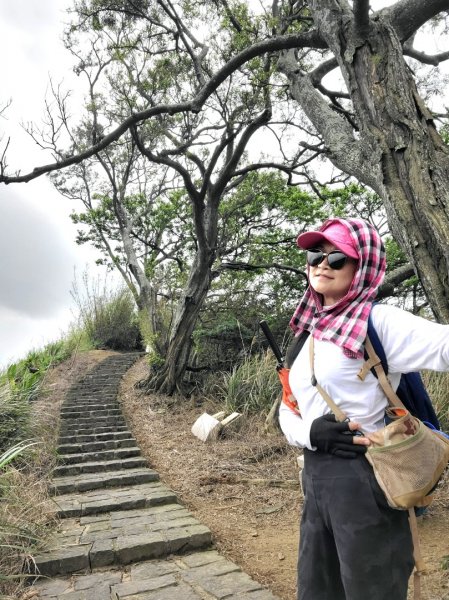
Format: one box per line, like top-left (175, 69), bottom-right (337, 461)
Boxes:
top-left (364, 336), bottom-right (408, 411)
top-left (285, 329), bottom-right (310, 368)
top-left (365, 337), bottom-right (427, 597)
top-left (310, 334), bottom-right (426, 599)
top-left (309, 336), bottom-right (348, 423)
top-left (409, 508), bottom-right (426, 600)
top-left (367, 306), bottom-right (389, 374)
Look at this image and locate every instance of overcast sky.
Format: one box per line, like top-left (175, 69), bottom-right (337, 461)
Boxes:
top-left (0, 0), bottom-right (108, 368)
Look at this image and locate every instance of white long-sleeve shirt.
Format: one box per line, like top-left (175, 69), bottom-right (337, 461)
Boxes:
top-left (279, 303), bottom-right (449, 450)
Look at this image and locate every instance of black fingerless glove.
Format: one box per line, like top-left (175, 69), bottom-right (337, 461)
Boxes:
top-left (310, 414), bottom-right (367, 459)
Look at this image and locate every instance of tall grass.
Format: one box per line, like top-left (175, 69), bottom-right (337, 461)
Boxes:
top-left (421, 370), bottom-right (449, 433)
top-left (0, 331), bottom-right (87, 456)
top-left (0, 331), bottom-right (89, 598)
top-left (0, 442), bottom-right (52, 599)
top-left (212, 352), bottom-right (280, 415)
top-left (71, 272), bottom-right (141, 350)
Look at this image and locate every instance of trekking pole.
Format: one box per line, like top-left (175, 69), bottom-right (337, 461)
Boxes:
top-left (259, 320), bottom-right (284, 371)
top-left (260, 320), bottom-right (300, 416)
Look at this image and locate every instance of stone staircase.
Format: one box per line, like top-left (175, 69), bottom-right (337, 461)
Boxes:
top-left (31, 353), bottom-right (280, 600)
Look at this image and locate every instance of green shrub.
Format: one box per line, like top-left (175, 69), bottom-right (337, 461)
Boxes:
top-left (0, 386), bottom-right (30, 456)
top-left (72, 274), bottom-right (140, 351)
top-left (0, 334), bottom-right (84, 455)
top-left (212, 351), bottom-right (280, 415)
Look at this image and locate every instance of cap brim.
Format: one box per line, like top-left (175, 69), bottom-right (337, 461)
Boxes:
top-left (296, 231), bottom-right (359, 259)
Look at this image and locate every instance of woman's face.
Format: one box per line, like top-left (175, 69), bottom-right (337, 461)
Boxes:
top-left (308, 241), bottom-right (358, 306)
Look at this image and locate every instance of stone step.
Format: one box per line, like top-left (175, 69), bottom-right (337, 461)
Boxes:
top-left (58, 437), bottom-right (136, 455)
top-left (33, 504), bottom-right (212, 576)
top-left (60, 408), bottom-right (122, 419)
top-left (72, 382), bottom-right (121, 390)
top-left (59, 425), bottom-right (130, 438)
top-left (58, 431), bottom-right (133, 446)
top-left (60, 415), bottom-right (126, 427)
top-left (51, 468), bottom-right (159, 495)
top-left (58, 446), bottom-right (141, 465)
top-left (66, 385), bottom-right (118, 392)
top-left (51, 481), bottom-right (178, 518)
top-left (64, 394), bottom-right (117, 402)
top-left (53, 456), bottom-right (147, 477)
top-left (65, 391), bottom-right (119, 399)
top-left (64, 391), bottom-right (117, 399)
top-left (61, 401), bottom-right (120, 410)
top-left (75, 374), bottom-right (123, 380)
top-left (32, 550), bottom-right (280, 599)
top-left (61, 400), bottom-right (122, 416)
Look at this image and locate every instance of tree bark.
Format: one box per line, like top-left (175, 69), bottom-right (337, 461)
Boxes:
top-left (281, 1), bottom-right (449, 322)
top-left (148, 248), bottom-right (215, 394)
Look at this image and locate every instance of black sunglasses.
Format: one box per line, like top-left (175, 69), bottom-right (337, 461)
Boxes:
top-left (306, 248), bottom-right (350, 270)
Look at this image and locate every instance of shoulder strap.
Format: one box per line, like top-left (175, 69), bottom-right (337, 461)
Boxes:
top-left (285, 330), bottom-right (310, 368)
top-left (309, 336), bottom-right (348, 422)
top-left (367, 308), bottom-right (388, 374)
top-left (358, 307), bottom-right (388, 381)
top-left (364, 336), bottom-right (407, 411)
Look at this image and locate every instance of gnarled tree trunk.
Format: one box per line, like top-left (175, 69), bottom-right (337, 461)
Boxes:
top-left (147, 246), bottom-right (216, 395)
top-left (280, 1), bottom-right (449, 322)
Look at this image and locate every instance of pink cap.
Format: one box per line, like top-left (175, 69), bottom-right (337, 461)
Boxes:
top-left (296, 221), bottom-right (359, 259)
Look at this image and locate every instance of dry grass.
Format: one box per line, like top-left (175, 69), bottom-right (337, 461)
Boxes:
top-left (422, 370), bottom-right (449, 433)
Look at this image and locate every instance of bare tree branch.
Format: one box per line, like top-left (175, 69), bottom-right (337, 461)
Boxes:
top-left (217, 261), bottom-right (308, 277)
top-left (403, 46), bottom-right (449, 65)
top-left (277, 49), bottom-right (383, 194)
top-left (377, 264), bottom-right (416, 299)
top-left (309, 57), bottom-right (339, 85)
top-left (0, 30), bottom-right (326, 185)
top-left (384, 0), bottom-right (449, 42)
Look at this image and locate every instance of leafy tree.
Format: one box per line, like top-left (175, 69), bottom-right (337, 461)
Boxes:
top-left (39, 0), bottom-right (323, 393)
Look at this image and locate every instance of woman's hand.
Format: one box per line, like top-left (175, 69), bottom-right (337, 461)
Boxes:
top-left (310, 414), bottom-right (371, 459)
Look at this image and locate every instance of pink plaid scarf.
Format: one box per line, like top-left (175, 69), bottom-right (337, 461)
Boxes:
top-left (290, 218), bottom-right (386, 359)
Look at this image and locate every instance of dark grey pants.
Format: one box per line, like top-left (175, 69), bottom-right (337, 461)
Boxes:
top-left (298, 449), bottom-right (414, 600)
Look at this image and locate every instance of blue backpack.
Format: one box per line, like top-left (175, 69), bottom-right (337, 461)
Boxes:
top-left (367, 312), bottom-right (441, 430)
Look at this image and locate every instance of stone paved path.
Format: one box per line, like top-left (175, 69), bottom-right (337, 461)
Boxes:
top-left (31, 353), bottom-right (280, 600)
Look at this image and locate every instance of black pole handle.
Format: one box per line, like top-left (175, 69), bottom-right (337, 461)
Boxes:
top-left (259, 320), bottom-right (284, 367)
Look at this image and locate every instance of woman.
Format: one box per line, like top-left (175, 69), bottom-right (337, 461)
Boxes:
top-left (279, 217), bottom-right (449, 600)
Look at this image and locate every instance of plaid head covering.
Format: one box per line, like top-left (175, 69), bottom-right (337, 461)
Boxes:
top-left (290, 218), bottom-right (386, 359)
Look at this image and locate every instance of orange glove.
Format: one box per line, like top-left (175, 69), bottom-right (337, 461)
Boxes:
top-left (278, 367), bottom-right (300, 416)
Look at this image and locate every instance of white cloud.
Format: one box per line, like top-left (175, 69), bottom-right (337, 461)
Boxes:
top-left (0, 304), bottom-right (74, 368)
top-left (0, 184), bottom-right (79, 317)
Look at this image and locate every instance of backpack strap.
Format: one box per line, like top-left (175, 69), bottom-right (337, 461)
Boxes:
top-left (367, 308), bottom-right (388, 373)
top-left (358, 307), bottom-right (388, 381)
top-left (285, 330), bottom-right (310, 368)
top-left (364, 336), bottom-right (407, 411)
top-left (309, 336), bottom-right (349, 423)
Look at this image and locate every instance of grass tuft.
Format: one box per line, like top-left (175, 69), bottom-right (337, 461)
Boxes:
top-left (71, 273), bottom-right (141, 351)
top-left (211, 352), bottom-right (281, 415)
top-left (421, 370), bottom-right (449, 433)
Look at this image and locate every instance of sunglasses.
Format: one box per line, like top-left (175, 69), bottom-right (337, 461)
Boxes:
top-left (306, 248), bottom-right (350, 270)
